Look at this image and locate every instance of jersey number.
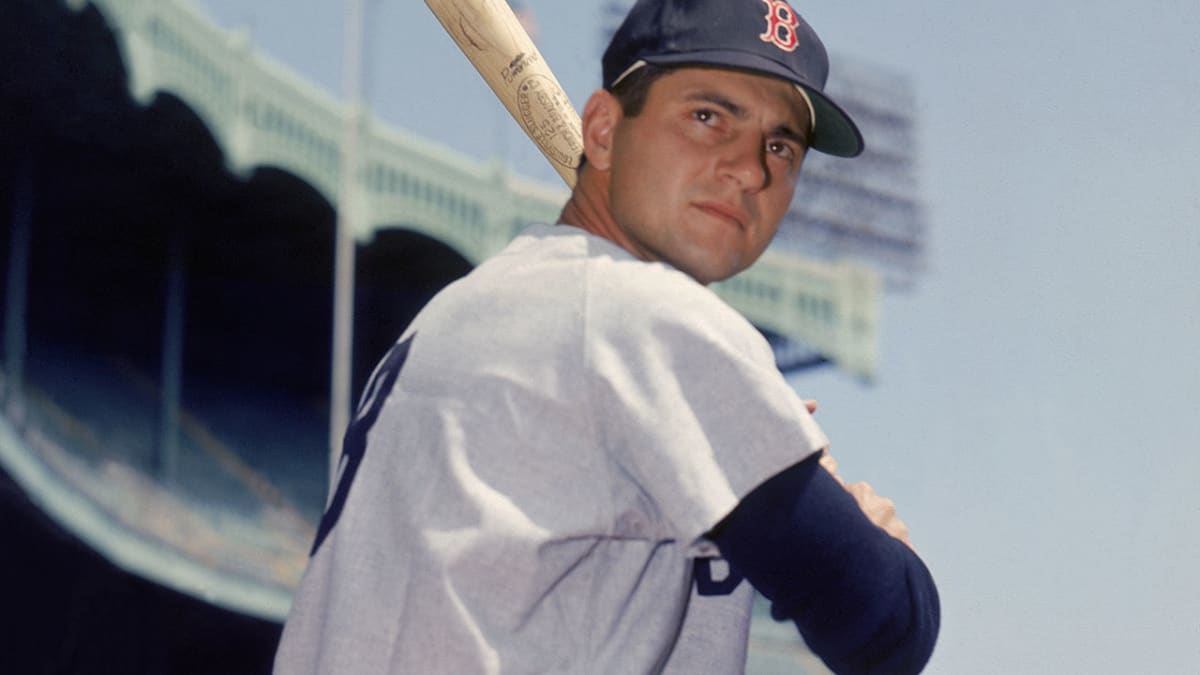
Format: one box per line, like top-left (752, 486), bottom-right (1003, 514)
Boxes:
top-left (310, 335), bottom-right (415, 555)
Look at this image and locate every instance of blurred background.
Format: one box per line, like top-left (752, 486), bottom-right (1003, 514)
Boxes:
top-left (2, 0), bottom-right (1197, 673)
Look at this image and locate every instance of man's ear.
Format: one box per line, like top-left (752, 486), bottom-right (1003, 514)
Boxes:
top-left (580, 89), bottom-right (621, 172)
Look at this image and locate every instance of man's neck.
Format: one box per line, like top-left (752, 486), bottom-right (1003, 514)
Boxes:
top-left (557, 168), bottom-right (644, 261)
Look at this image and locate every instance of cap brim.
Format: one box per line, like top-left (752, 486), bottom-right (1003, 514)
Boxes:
top-left (639, 51), bottom-right (864, 158)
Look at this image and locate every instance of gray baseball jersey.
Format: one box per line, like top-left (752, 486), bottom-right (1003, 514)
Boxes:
top-left (274, 224), bottom-right (828, 674)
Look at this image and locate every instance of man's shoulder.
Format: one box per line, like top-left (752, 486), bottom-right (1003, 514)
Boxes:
top-left (582, 247), bottom-right (749, 336)
top-left (581, 247), bottom-right (769, 366)
top-left (454, 223), bottom-right (761, 353)
top-left (479, 223), bottom-right (710, 302)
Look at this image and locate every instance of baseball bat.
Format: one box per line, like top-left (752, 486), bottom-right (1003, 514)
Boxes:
top-left (424, 0), bottom-right (583, 188)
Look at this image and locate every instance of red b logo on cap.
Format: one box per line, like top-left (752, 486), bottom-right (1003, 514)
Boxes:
top-left (759, 0), bottom-right (801, 52)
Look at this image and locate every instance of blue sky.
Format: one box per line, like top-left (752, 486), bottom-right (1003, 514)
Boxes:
top-left (195, 1), bottom-right (1200, 671)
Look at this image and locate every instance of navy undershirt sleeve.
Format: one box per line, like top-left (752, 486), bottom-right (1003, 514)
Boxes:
top-left (709, 453), bottom-right (940, 675)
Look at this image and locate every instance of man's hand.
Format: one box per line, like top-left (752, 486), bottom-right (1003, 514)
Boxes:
top-left (803, 400), bottom-right (913, 547)
top-left (817, 446), bottom-right (913, 549)
top-left (843, 480), bottom-right (911, 548)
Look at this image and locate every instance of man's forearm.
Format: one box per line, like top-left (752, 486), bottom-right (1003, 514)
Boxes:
top-left (710, 454), bottom-right (940, 674)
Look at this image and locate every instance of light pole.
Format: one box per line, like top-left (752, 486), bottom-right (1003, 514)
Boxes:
top-left (329, 0), bottom-right (367, 486)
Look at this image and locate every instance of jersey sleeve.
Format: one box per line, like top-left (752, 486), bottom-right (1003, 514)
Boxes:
top-left (712, 454), bottom-right (941, 674)
top-left (585, 257), bottom-right (829, 549)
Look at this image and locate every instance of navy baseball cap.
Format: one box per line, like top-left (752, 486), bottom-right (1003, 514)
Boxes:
top-left (603, 0), bottom-right (864, 158)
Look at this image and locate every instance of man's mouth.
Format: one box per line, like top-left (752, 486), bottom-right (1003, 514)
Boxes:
top-left (693, 201), bottom-right (748, 231)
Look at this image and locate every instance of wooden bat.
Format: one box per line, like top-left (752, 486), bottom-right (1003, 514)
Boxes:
top-left (424, 0), bottom-right (583, 188)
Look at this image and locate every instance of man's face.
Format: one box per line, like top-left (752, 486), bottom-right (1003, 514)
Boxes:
top-left (605, 67), bottom-right (810, 284)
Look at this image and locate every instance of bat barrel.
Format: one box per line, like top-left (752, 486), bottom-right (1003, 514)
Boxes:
top-left (425, 0), bottom-right (583, 187)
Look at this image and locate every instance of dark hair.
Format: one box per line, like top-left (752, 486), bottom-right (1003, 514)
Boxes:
top-left (577, 64), bottom-right (673, 173)
top-left (608, 63), bottom-right (673, 117)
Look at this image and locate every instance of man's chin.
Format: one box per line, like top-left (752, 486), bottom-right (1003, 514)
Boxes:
top-left (677, 257), bottom-right (744, 286)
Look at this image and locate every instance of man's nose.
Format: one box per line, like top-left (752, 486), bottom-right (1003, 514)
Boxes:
top-left (718, 136), bottom-right (769, 191)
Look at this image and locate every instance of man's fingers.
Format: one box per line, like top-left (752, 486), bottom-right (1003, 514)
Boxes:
top-left (808, 405), bottom-right (912, 548)
top-left (845, 481), bottom-right (912, 548)
top-left (818, 451), bottom-right (841, 482)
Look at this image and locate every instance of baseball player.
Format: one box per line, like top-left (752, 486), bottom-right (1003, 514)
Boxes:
top-left (274, 0), bottom-right (939, 673)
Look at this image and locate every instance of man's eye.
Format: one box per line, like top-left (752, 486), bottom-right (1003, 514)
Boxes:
top-left (693, 109), bottom-right (718, 125)
top-left (768, 140), bottom-right (796, 160)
